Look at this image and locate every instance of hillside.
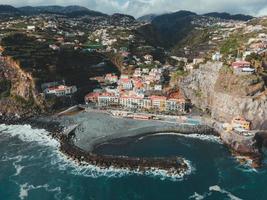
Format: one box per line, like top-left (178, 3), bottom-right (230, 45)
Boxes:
top-left (204, 12), bottom-right (253, 21)
top-left (0, 5), bottom-right (21, 15)
top-left (151, 11), bottom-right (197, 48)
top-left (0, 33), bottom-right (119, 112)
top-left (18, 5), bottom-right (106, 17)
top-left (137, 14), bottom-right (158, 23)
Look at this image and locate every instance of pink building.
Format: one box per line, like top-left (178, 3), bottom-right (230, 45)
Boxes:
top-left (85, 92), bottom-right (100, 103)
top-left (231, 61), bottom-right (251, 68)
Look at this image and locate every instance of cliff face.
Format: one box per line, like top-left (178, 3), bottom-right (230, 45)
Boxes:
top-left (0, 56), bottom-right (45, 116)
top-left (180, 62), bottom-right (267, 130)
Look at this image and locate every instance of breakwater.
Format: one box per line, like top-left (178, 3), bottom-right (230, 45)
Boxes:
top-left (59, 134), bottom-right (188, 176)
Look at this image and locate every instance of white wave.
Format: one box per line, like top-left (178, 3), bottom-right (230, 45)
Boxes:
top-left (0, 124), bottom-right (59, 148)
top-left (209, 185), bottom-right (243, 200)
top-left (0, 124), bottom-right (194, 181)
top-left (12, 155), bottom-right (25, 176)
top-left (1, 155), bottom-right (27, 176)
top-left (51, 151), bottom-right (194, 182)
top-left (143, 132), bottom-right (222, 143)
top-left (235, 156), bottom-right (259, 173)
top-left (189, 192), bottom-right (205, 200)
top-left (19, 183), bottom-right (61, 200)
top-left (189, 185), bottom-right (243, 200)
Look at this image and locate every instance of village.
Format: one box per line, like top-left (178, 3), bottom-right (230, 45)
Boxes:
top-left (1, 12), bottom-right (267, 139)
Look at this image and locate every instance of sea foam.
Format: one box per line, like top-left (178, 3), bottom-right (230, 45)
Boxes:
top-left (0, 124), bottom-right (194, 181)
top-left (52, 151), bottom-right (194, 181)
top-left (19, 183), bottom-right (61, 200)
top-left (0, 124), bottom-right (59, 148)
top-left (189, 185), bottom-right (243, 200)
top-left (209, 185), bottom-right (243, 200)
top-left (141, 132), bottom-right (222, 143)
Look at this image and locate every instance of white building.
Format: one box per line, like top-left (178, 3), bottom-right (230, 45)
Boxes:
top-left (166, 99), bottom-right (186, 112)
top-left (154, 85), bottom-right (163, 91)
top-left (212, 52), bottom-right (222, 61)
top-left (44, 85), bottom-right (77, 97)
top-left (27, 26), bottom-right (35, 31)
top-left (98, 94), bottom-right (119, 107)
top-left (144, 54), bottom-right (153, 61)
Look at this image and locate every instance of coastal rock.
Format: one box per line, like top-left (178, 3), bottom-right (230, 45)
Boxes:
top-left (180, 61), bottom-right (267, 130)
top-left (0, 56), bottom-right (45, 116)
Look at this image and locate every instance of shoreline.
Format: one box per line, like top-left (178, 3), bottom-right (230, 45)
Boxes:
top-left (0, 114), bottom-right (195, 177)
top-left (58, 133), bottom-right (189, 177)
top-left (0, 108), bottom-right (265, 174)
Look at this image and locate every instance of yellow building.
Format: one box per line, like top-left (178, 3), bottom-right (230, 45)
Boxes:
top-left (231, 116), bottom-right (251, 130)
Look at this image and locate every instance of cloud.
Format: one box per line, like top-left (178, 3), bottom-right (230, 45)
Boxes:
top-left (2, 0), bottom-right (267, 17)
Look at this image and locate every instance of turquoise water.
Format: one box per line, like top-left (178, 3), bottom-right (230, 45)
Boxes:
top-left (0, 124), bottom-right (267, 200)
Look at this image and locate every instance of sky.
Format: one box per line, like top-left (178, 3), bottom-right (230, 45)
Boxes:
top-left (3, 0), bottom-right (267, 18)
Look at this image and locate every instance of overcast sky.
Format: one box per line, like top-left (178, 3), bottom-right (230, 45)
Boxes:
top-left (4, 0), bottom-right (267, 17)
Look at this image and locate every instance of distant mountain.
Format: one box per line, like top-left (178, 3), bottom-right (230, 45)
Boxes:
top-left (18, 5), bottom-right (106, 17)
top-left (111, 13), bottom-right (135, 21)
top-left (149, 10), bottom-right (197, 48)
top-left (204, 12), bottom-right (253, 21)
top-left (0, 5), bottom-right (21, 15)
top-left (137, 14), bottom-right (158, 23)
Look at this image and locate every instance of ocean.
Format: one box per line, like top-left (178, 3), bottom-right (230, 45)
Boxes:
top-left (0, 124), bottom-right (266, 200)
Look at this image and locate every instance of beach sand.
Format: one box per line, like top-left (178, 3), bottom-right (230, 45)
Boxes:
top-left (57, 110), bottom-right (215, 152)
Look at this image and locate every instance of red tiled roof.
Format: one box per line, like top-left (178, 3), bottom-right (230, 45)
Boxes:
top-left (231, 61), bottom-right (251, 68)
top-left (149, 95), bottom-right (167, 101)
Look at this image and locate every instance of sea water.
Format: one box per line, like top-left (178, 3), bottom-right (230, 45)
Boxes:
top-left (0, 124), bottom-right (266, 200)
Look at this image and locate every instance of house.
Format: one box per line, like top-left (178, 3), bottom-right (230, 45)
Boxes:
top-left (231, 61), bottom-right (251, 68)
top-left (105, 73), bottom-right (118, 83)
top-left (133, 68), bottom-right (142, 77)
top-left (231, 116), bottom-right (251, 131)
top-left (241, 67), bottom-right (255, 74)
top-left (154, 85), bottom-right (163, 91)
top-left (212, 52), bottom-right (222, 61)
top-left (120, 74), bottom-right (129, 79)
top-left (27, 25), bottom-right (35, 31)
top-left (150, 95), bottom-right (167, 111)
top-left (185, 63), bottom-right (194, 72)
top-left (170, 56), bottom-right (188, 63)
top-left (119, 78), bottom-right (133, 90)
top-left (98, 93), bottom-right (119, 107)
top-left (49, 44), bottom-right (60, 51)
top-left (166, 98), bottom-right (186, 112)
top-left (85, 92), bottom-right (100, 103)
top-left (144, 54), bottom-right (153, 61)
top-left (120, 95), bottom-right (151, 109)
top-left (231, 61), bottom-right (255, 75)
top-left (44, 85), bottom-right (77, 97)
top-left (142, 68), bottom-right (150, 74)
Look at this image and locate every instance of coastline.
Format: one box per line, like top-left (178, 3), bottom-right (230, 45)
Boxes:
top-left (0, 107), bottom-right (264, 175)
top-left (0, 112), bottom-right (201, 176)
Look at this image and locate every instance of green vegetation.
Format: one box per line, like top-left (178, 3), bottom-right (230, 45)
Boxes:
top-left (172, 28), bottom-right (211, 55)
top-left (172, 69), bottom-right (189, 79)
top-left (2, 33), bottom-right (57, 74)
top-left (0, 79), bottom-right (11, 98)
top-left (220, 65), bottom-right (234, 74)
top-left (138, 63), bottom-right (155, 70)
top-left (220, 37), bottom-right (239, 55)
top-left (195, 89), bottom-right (203, 97)
top-left (245, 52), bottom-right (263, 62)
top-left (1, 33), bottom-right (119, 103)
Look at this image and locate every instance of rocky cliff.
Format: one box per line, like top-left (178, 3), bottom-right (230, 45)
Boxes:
top-left (180, 61), bottom-right (267, 130)
top-left (0, 56), bottom-right (45, 116)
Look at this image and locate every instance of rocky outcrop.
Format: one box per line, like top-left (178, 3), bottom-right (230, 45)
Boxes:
top-left (0, 56), bottom-right (45, 116)
top-left (180, 61), bottom-right (267, 129)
